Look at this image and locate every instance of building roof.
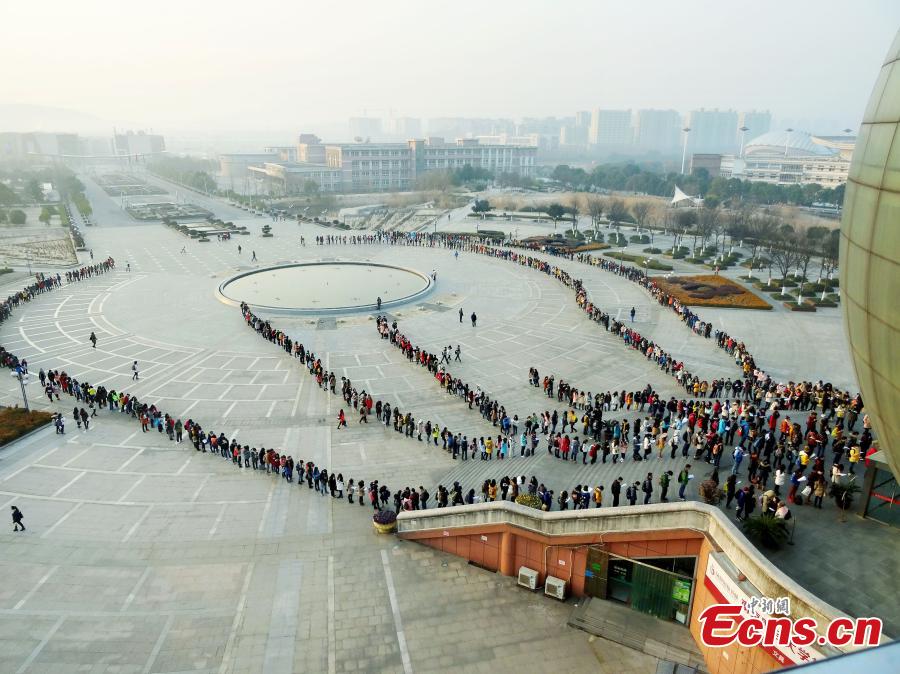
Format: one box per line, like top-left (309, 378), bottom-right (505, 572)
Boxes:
top-left (744, 130), bottom-right (837, 157)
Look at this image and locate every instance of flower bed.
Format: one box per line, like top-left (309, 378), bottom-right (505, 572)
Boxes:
top-left (0, 407), bottom-right (54, 446)
top-left (653, 275), bottom-right (772, 310)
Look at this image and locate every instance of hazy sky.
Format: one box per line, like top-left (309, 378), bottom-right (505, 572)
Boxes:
top-left (4, 0), bottom-right (899, 136)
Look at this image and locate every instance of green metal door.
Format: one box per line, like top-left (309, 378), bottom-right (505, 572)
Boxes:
top-left (630, 563), bottom-right (676, 620)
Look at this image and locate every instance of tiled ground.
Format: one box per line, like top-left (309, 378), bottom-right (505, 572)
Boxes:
top-left (0, 171), bottom-right (894, 673)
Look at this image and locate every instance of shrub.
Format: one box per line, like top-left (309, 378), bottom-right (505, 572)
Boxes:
top-left (643, 247), bottom-right (662, 254)
top-left (698, 479), bottom-right (723, 505)
top-left (629, 234), bottom-right (650, 244)
top-left (515, 494), bottom-right (543, 510)
top-left (830, 482), bottom-right (860, 510)
top-left (373, 509), bottom-right (397, 524)
top-left (9, 209), bottom-right (26, 225)
top-left (784, 301), bottom-right (816, 312)
top-left (742, 515), bottom-right (789, 549)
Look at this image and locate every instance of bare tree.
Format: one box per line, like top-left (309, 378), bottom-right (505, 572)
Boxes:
top-left (769, 225), bottom-right (802, 296)
top-left (631, 200), bottom-right (651, 232)
top-left (745, 214), bottom-right (780, 279)
top-left (674, 209), bottom-right (697, 251)
top-left (607, 198), bottom-right (628, 229)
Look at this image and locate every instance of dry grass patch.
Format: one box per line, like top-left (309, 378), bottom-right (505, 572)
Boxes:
top-left (0, 407), bottom-right (54, 446)
top-left (654, 275), bottom-right (772, 310)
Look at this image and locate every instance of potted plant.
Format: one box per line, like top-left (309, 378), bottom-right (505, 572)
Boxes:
top-left (514, 494), bottom-right (543, 510)
top-left (742, 514), bottom-right (788, 549)
top-left (698, 479), bottom-right (723, 505)
top-left (830, 481), bottom-right (860, 510)
top-left (373, 509), bottom-right (397, 534)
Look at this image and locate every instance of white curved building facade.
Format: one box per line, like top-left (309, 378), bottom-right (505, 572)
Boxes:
top-left (721, 129), bottom-right (853, 186)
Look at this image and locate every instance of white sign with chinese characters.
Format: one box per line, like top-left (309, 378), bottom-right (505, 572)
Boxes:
top-left (704, 554), bottom-right (828, 666)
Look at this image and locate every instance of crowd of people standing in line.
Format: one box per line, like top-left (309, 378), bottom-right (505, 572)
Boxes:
top-left (0, 237), bottom-right (876, 534)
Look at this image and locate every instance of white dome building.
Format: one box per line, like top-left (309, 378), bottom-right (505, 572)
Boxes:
top-left (721, 129), bottom-right (853, 186)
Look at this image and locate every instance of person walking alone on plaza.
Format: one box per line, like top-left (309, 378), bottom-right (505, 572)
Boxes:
top-left (11, 506), bottom-right (24, 532)
top-left (337, 409), bottom-right (347, 430)
top-left (89, 332), bottom-right (97, 348)
top-left (630, 306), bottom-right (636, 322)
top-left (132, 361), bottom-right (139, 381)
top-left (470, 312), bottom-right (477, 327)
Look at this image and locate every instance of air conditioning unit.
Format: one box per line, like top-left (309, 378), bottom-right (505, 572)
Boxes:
top-left (544, 575), bottom-right (567, 600)
top-left (517, 566), bottom-right (538, 591)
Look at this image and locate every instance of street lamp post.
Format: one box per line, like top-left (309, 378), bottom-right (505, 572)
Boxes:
top-left (784, 128), bottom-right (794, 157)
top-left (13, 370), bottom-right (29, 411)
top-left (680, 127), bottom-right (692, 174)
top-left (738, 126), bottom-right (750, 157)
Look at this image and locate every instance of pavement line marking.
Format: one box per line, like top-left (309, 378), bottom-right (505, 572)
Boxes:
top-left (117, 475), bottom-right (146, 503)
top-left (217, 561), bottom-right (255, 674)
top-left (39, 503), bottom-right (83, 539)
top-left (117, 448), bottom-right (145, 472)
top-left (290, 378), bottom-right (304, 417)
top-left (51, 471), bottom-right (85, 497)
top-left (208, 502), bottom-right (228, 538)
top-left (142, 613), bottom-right (174, 674)
top-left (265, 400), bottom-right (277, 418)
top-left (15, 615), bottom-right (64, 674)
top-left (122, 505), bottom-right (154, 542)
top-left (15, 565), bottom-right (60, 609)
top-left (256, 480), bottom-right (276, 535)
top-left (18, 326), bottom-right (45, 353)
top-left (380, 549), bottom-right (413, 674)
top-left (191, 474), bottom-right (211, 502)
top-left (175, 456), bottom-right (192, 475)
top-left (262, 560), bottom-right (304, 674)
top-left (327, 555), bottom-right (336, 674)
top-left (120, 566), bottom-right (153, 612)
top-left (223, 401), bottom-right (238, 417)
top-left (118, 430), bottom-right (139, 446)
top-left (61, 446), bottom-right (92, 467)
top-left (2, 463), bottom-right (34, 483)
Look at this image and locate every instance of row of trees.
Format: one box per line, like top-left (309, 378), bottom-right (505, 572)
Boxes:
top-left (549, 163), bottom-right (845, 208)
top-left (149, 157), bottom-right (219, 194)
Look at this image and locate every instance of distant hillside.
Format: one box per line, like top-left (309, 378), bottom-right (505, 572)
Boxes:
top-left (0, 104), bottom-right (113, 135)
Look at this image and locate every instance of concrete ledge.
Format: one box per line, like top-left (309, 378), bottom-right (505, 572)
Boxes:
top-left (397, 500), bottom-right (850, 632)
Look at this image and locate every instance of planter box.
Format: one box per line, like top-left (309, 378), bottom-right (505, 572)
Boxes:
top-left (373, 521), bottom-right (396, 534)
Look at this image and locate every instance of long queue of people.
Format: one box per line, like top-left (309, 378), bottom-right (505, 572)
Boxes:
top-left (1, 243), bottom-right (872, 527)
top-left (315, 231), bottom-right (862, 421)
top-left (1, 261), bottom-right (117, 370)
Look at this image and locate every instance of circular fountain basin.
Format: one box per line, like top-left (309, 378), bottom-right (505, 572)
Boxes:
top-left (217, 261), bottom-right (433, 314)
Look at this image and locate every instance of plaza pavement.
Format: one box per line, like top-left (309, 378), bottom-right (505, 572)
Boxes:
top-left (0, 177), bottom-right (894, 673)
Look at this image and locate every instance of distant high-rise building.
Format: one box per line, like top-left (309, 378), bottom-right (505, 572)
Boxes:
top-left (112, 130), bottom-right (165, 156)
top-left (738, 111), bottom-right (773, 145)
top-left (384, 117), bottom-right (422, 139)
top-left (589, 109), bottom-right (633, 147)
top-left (349, 117), bottom-right (382, 139)
top-left (426, 118), bottom-right (514, 138)
top-left (575, 110), bottom-right (592, 129)
top-left (633, 109), bottom-right (682, 153)
top-left (686, 109), bottom-right (739, 154)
